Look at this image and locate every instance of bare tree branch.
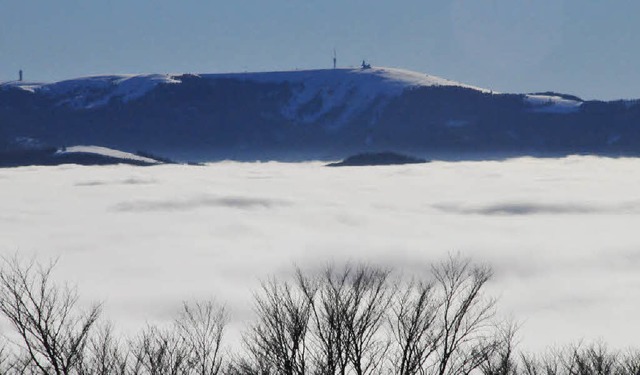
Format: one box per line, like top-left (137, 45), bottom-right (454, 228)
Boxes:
top-left (128, 324), bottom-right (191, 375)
top-left (430, 254), bottom-right (499, 375)
top-left (389, 279), bottom-right (439, 375)
top-left (175, 300), bottom-right (228, 375)
top-left (242, 278), bottom-right (311, 375)
top-left (0, 256), bottom-right (101, 375)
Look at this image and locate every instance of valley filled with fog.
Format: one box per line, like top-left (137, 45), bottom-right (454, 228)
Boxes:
top-left (1, 157), bottom-right (639, 351)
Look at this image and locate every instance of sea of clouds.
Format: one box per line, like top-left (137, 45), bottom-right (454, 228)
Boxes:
top-left (1, 156), bottom-right (639, 351)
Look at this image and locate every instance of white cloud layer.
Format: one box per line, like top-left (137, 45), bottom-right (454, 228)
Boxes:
top-left (1, 156), bottom-right (639, 352)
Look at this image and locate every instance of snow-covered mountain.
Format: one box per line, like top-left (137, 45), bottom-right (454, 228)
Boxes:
top-left (2, 68), bottom-right (485, 109)
top-left (1, 67), bottom-right (637, 161)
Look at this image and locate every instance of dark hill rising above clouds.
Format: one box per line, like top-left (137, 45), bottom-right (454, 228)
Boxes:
top-left (2, 67), bottom-right (640, 162)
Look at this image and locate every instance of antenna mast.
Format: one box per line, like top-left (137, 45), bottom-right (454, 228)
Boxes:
top-left (333, 49), bottom-right (337, 69)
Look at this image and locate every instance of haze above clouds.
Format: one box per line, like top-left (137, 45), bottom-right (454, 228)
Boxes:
top-left (3, 1), bottom-right (640, 99)
top-left (1, 157), bottom-right (639, 351)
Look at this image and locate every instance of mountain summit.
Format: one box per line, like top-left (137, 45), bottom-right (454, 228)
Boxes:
top-left (1, 67), bottom-right (638, 161)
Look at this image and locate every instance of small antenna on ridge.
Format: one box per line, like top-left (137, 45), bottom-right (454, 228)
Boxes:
top-left (333, 49), bottom-right (337, 69)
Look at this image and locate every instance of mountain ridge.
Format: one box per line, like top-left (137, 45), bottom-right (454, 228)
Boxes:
top-left (2, 66), bottom-right (639, 161)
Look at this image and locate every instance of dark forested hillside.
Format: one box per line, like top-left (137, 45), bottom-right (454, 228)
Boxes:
top-left (2, 68), bottom-right (640, 161)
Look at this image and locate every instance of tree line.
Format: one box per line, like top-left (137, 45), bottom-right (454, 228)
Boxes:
top-left (0, 255), bottom-right (638, 375)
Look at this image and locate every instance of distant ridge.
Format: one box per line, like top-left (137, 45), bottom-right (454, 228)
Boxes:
top-left (2, 66), bottom-right (640, 161)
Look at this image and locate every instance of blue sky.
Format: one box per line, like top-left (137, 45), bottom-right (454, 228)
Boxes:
top-left (1, 0), bottom-right (639, 99)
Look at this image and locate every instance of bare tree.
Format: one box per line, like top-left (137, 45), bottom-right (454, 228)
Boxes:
top-left (430, 254), bottom-right (499, 375)
top-left (242, 279), bottom-right (311, 375)
top-left (560, 342), bottom-right (618, 375)
top-left (479, 321), bottom-right (520, 375)
top-left (519, 351), bottom-right (562, 375)
top-left (0, 354), bottom-right (36, 375)
top-left (246, 258), bottom-right (500, 375)
top-left (78, 323), bottom-right (127, 375)
top-left (296, 266), bottom-right (349, 375)
top-left (616, 349), bottom-right (640, 375)
top-left (0, 336), bottom-right (14, 374)
top-left (389, 279), bottom-right (439, 375)
top-left (515, 343), bottom-right (640, 375)
top-left (295, 264), bottom-right (393, 375)
top-left (226, 350), bottom-right (275, 375)
top-left (128, 325), bottom-right (191, 375)
top-left (0, 256), bottom-right (101, 375)
top-left (175, 300), bottom-right (228, 375)
top-left (340, 265), bottom-right (392, 375)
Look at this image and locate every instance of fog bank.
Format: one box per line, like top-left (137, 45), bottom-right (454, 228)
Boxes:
top-left (1, 156), bottom-right (638, 351)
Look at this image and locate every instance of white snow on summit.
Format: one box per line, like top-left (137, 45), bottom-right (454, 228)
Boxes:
top-left (210, 67), bottom-right (489, 93)
top-left (207, 67), bottom-right (492, 127)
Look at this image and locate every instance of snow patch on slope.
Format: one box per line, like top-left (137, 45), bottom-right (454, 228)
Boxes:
top-left (0, 81), bottom-right (45, 93)
top-left (3, 75), bottom-right (180, 109)
top-left (45, 74), bottom-right (180, 109)
top-left (56, 146), bottom-right (160, 164)
top-left (525, 94), bottom-right (582, 114)
top-left (207, 67), bottom-right (491, 127)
